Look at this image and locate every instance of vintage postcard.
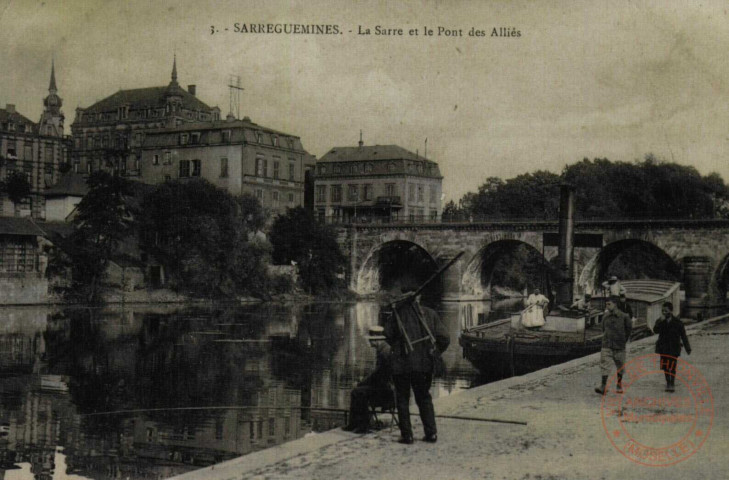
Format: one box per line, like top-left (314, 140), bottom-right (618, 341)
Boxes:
top-left (0, 1), bottom-right (726, 479)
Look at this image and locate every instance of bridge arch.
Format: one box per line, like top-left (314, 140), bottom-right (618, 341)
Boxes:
top-left (461, 239), bottom-right (553, 300)
top-left (354, 240), bottom-right (440, 297)
top-left (577, 239), bottom-right (681, 295)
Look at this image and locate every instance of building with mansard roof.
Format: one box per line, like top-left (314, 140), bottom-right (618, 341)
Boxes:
top-left (314, 140), bottom-right (443, 223)
top-left (138, 116), bottom-right (315, 216)
top-left (70, 57), bottom-right (221, 177)
top-left (0, 61), bottom-right (71, 219)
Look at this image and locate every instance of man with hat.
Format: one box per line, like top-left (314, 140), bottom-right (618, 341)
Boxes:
top-left (342, 325), bottom-right (393, 433)
top-left (617, 292), bottom-right (633, 319)
top-left (383, 290), bottom-right (450, 444)
top-left (602, 275), bottom-right (626, 297)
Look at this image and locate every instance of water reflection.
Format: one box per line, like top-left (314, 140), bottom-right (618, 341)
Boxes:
top-left (0, 300), bottom-right (520, 479)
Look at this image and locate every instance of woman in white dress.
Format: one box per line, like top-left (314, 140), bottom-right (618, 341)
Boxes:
top-left (522, 288), bottom-right (549, 328)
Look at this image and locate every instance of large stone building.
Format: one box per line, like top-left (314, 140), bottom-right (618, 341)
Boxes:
top-left (138, 117), bottom-right (315, 216)
top-left (0, 63), bottom-right (71, 219)
top-left (70, 57), bottom-right (221, 177)
top-left (314, 142), bottom-right (443, 223)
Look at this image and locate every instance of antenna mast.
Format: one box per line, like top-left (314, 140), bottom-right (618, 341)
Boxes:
top-left (228, 74), bottom-right (244, 119)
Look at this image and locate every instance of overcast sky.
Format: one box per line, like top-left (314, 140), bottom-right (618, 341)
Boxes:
top-left (1, 0), bottom-right (728, 201)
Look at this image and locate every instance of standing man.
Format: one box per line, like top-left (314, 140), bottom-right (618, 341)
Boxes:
top-left (595, 297), bottom-right (632, 395)
top-left (602, 276), bottom-right (626, 297)
top-left (342, 325), bottom-right (392, 433)
top-left (653, 302), bottom-right (691, 392)
top-left (383, 292), bottom-right (449, 444)
top-left (617, 292), bottom-right (633, 319)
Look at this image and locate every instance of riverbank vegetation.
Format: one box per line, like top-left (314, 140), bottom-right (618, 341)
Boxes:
top-left (52, 176), bottom-right (347, 303)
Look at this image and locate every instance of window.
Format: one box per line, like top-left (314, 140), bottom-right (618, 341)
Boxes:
top-left (180, 133), bottom-right (189, 145)
top-left (165, 174), bottom-right (171, 182)
top-left (74, 137), bottom-right (81, 149)
top-left (273, 161), bottom-right (280, 179)
top-left (191, 159), bottom-right (201, 177)
top-left (255, 189), bottom-right (263, 200)
top-left (222, 130), bottom-right (231, 143)
top-left (316, 185), bottom-right (327, 202)
top-left (263, 159), bottom-right (268, 177)
top-left (388, 162), bottom-right (396, 172)
top-left (153, 154), bottom-right (160, 165)
top-left (272, 136), bottom-right (279, 147)
top-left (417, 185), bottom-right (424, 202)
top-left (191, 132), bottom-right (201, 144)
top-left (120, 158), bottom-right (127, 173)
top-left (220, 157), bottom-right (228, 177)
top-left (331, 185), bottom-right (342, 203)
top-left (73, 159), bottom-right (80, 173)
top-left (257, 133), bottom-right (263, 144)
top-left (102, 136), bottom-right (109, 148)
top-left (385, 183), bottom-right (395, 196)
top-left (86, 137), bottom-right (93, 149)
top-left (268, 418), bottom-right (275, 436)
top-left (289, 162), bottom-right (295, 180)
top-left (348, 184), bottom-right (358, 201)
top-left (319, 165), bottom-right (327, 175)
top-left (365, 163), bottom-right (373, 173)
top-left (179, 159), bottom-right (190, 177)
top-left (272, 191), bottom-right (279, 206)
top-left (163, 152), bottom-right (171, 165)
top-left (364, 184), bottom-right (373, 200)
top-left (288, 193), bottom-right (294, 203)
top-left (430, 186), bottom-right (437, 203)
top-left (87, 162), bottom-right (92, 174)
top-left (408, 184), bottom-right (415, 202)
top-left (256, 157), bottom-right (265, 176)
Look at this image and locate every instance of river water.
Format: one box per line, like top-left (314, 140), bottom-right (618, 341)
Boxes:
top-left (0, 299), bottom-right (522, 479)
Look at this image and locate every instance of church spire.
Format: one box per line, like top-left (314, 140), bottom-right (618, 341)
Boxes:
top-left (49, 58), bottom-right (57, 93)
top-left (171, 54), bottom-right (178, 85)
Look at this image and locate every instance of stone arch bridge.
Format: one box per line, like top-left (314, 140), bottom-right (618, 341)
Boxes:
top-left (335, 219), bottom-right (729, 304)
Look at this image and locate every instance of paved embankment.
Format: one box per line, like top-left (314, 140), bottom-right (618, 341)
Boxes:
top-left (174, 316), bottom-right (729, 480)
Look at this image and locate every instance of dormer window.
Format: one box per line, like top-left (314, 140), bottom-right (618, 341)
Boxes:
top-left (257, 132), bottom-right (263, 144)
top-left (272, 136), bottom-right (279, 147)
top-left (388, 162), bottom-right (396, 172)
top-left (191, 132), bottom-right (201, 144)
top-left (222, 130), bottom-right (231, 143)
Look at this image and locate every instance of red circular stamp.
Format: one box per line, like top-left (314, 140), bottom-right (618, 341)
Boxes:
top-left (600, 354), bottom-right (714, 467)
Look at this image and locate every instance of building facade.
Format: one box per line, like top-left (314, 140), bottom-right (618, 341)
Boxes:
top-left (70, 57), bottom-right (221, 178)
top-left (138, 117), bottom-right (315, 216)
top-left (314, 143), bottom-right (443, 223)
top-left (0, 63), bottom-right (71, 219)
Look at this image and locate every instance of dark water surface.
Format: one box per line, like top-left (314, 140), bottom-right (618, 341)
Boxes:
top-left (0, 300), bottom-right (522, 479)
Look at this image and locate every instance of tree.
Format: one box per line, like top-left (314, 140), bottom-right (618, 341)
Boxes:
top-left (269, 207), bottom-right (346, 294)
top-left (139, 180), bottom-right (270, 298)
top-left (4, 171), bottom-right (31, 204)
top-left (67, 171), bottom-right (134, 302)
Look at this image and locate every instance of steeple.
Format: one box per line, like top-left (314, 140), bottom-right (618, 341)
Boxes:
top-left (171, 54), bottom-right (178, 85)
top-left (40, 58), bottom-right (64, 136)
top-left (49, 58), bottom-right (57, 93)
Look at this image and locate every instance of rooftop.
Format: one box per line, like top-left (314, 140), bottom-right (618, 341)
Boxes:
top-left (80, 85), bottom-right (214, 114)
top-left (44, 173), bottom-right (89, 198)
top-left (319, 145), bottom-right (435, 163)
top-left (0, 217), bottom-right (47, 237)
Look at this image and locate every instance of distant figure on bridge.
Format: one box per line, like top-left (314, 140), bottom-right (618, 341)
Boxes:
top-left (522, 288), bottom-right (549, 328)
top-left (602, 276), bottom-right (626, 297)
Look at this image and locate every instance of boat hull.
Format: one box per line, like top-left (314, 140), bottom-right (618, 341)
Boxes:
top-left (459, 333), bottom-right (602, 377)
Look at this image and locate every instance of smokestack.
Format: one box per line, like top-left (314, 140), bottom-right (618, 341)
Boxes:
top-left (556, 184), bottom-right (575, 306)
top-left (187, 85), bottom-right (196, 96)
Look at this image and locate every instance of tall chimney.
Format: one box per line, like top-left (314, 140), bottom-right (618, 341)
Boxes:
top-left (187, 85), bottom-right (196, 96)
top-left (556, 184), bottom-right (576, 306)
